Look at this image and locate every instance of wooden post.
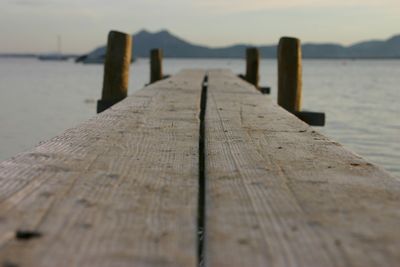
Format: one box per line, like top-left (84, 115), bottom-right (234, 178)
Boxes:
top-left (97, 31), bottom-right (132, 113)
top-left (245, 48), bottom-right (259, 87)
top-left (277, 37), bottom-right (325, 126)
top-left (150, 49), bottom-right (163, 83)
top-left (278, 37), bottom-right (302, 113)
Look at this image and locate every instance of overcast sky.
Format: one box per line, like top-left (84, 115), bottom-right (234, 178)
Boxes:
top-left (0, 0), bottom-right (399, 53)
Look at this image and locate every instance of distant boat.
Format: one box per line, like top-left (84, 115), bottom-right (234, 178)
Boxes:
top-left (75, 53), bottom-right (134, 64)
top-left (38, 35), bottom-right (69, 61)
top-left (75, 54), bottom-right (105, 64)
top-left (38, 54), bottom-right (68, 61)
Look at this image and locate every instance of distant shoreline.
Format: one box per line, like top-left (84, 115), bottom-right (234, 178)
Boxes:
top-left (3, 30), bottom-right (400, 61)
top-left (1, 54), bottom-right (400, 60)
top-left (0, 54), bottom-right (79, 59)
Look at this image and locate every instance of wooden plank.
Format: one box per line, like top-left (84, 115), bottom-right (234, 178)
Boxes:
top-left (294, 111), bottom-right (325, 126)
top-left (0, 70), bottom-right (205, 267)
top-left (205, 69), bottom-right (400, 267)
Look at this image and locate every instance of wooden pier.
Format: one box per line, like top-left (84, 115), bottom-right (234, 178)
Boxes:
top-left (0, 32), bottom-right (399, 267)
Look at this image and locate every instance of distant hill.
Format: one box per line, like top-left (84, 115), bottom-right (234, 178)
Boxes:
top-left (81, 30), bottom-right (400, 61)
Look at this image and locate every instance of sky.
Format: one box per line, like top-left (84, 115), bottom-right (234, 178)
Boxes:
top-left (0, 0), bottom-right (399, 53)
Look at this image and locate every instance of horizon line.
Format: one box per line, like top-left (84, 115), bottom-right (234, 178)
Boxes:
top-left (1, 29), bottom-right (399, 55)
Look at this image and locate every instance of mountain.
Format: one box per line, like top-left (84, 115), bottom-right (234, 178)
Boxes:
top-left (346, 35), bottom-right (400, 58)
top-left (80, 30), bottom-right (400, 62)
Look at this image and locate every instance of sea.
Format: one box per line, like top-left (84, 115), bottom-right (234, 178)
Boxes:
top-left (0, 58), bottom-right (399, 177)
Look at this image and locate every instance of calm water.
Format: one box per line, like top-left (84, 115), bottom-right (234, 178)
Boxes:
top-left (0, 58), bottom-right (399, 177)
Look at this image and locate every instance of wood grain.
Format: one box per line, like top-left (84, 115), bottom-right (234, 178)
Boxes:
top-left (0, 70), bottom-right (205, 267)
top-left (1, 68), bottom-right (399, 267)
top-left (204, 69), bottom-right (400, 267)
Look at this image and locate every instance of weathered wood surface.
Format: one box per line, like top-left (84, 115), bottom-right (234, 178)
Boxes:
top-left (205, 69), bottom-right (400, 267)
top-left (0, 68), bottom-right (399, 267)
top-left (0, 70), bottom-right (205, 267)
